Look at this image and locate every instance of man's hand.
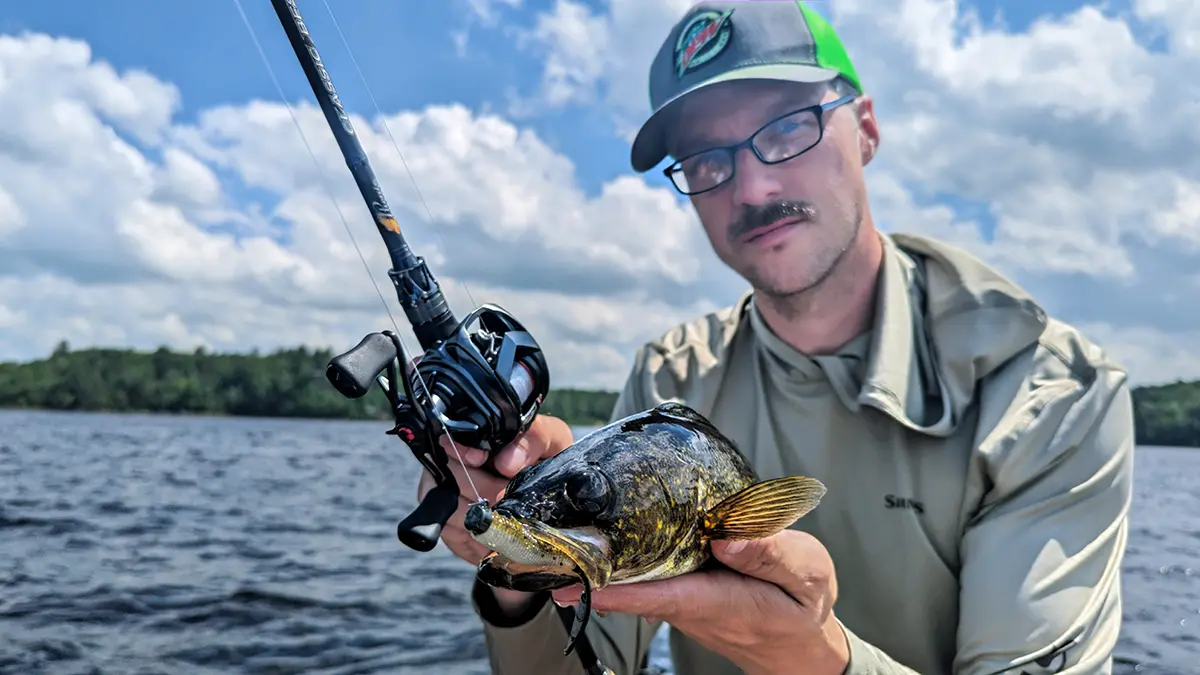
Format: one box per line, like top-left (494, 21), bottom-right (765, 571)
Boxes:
top-left (416, 412), bottom-right (573, 563)
top-left (416, 412), bottom-right (574, 613)
top-left (551, 530), bottom-right (850, 675)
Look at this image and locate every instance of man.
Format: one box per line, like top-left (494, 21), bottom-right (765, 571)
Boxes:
top-left (418, 2), bottom-right (1135, 673)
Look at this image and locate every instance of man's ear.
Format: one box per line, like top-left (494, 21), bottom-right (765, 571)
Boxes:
top-left (854, 95), bottom-right (880, 166)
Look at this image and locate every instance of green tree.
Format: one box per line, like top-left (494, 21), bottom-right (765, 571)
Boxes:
top-left (1, 342), bottom-right (1197, 444)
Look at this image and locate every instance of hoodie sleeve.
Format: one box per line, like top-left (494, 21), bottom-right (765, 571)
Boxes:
top-left (949, 365), bottom-right (1134, 674)
top-left (471, 353), bottom-right (665, 675)
top-left (838, 363), bottom-right (1134, 675)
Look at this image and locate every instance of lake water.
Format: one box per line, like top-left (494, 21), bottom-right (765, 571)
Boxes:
top-left (0, 410), bottom-right (1196, 674)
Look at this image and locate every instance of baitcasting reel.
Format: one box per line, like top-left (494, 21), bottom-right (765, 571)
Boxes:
top-left (325, 304), bottom-right (550, 552)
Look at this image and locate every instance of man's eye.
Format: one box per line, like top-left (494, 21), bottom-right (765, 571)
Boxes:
top-left (684, 153), bottom-right (726, 178)
top-left (769, 116), bottom-right (813, 138)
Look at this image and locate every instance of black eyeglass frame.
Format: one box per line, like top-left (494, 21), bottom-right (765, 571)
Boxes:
top-left (662, 93), bottom-right (859, 196)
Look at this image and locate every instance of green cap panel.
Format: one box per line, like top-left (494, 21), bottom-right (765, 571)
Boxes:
top-left (797, 1), bottom-right (863, 93)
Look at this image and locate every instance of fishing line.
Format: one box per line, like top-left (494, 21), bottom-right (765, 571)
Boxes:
top-left (316, 0), bottom-right (479, 313)
top-left (231, 0), bottom-right (484, 503)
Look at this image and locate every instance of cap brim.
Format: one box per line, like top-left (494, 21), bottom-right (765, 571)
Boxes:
top-left (629, 63), bottom-right (842, 173)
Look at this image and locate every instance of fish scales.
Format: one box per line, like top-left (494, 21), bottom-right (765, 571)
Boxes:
top-left (464, 401), bottom-right (826, 656)
top-left (575, 412), bottom-right (757, 582)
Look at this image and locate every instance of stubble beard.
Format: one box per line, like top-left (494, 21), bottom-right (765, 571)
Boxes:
top-left (745, 199), bottom-right (864, 319)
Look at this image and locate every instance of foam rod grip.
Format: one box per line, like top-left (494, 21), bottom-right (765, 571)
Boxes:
top-left (326, 333), bottom-right (396, 398)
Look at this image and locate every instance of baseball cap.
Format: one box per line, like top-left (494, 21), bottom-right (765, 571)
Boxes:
top-left (630, 1), bottom-right (863, 173)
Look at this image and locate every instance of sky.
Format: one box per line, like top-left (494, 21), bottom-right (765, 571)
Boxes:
top-left (0, 0), bottom-right (1198, 390)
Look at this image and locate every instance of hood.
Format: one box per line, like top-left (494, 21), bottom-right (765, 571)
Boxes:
top-left (651, 231), bottom-right (1049, 440)
top-left (851, 232), bottom-right (1048, 437)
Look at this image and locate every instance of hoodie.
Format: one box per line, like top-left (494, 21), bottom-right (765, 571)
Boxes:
top-left (472, 232), bottom-right (1134, 675)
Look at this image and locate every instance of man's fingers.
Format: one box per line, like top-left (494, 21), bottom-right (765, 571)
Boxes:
top-left (490, 416), bottom-right (569, 477)
top-left (451, 500), bottom-right (500, 562)
top-left (551, 575), bottom-right (706, 620)
top-left (416, 414), bottom-right (574, 566)
top-left (444, 459), bottom-right (509, 503)
top-left (492, 443), bottom-right (529, 477)
top-left (439, 436), bottom-right (488, 468)
top-left (437, 436), bottom-right (529, 479)
top-left (434, 487), bottom-right (495, 562)
top-left (503, 415), bottom-right (573, 470)
top-left (435, 413), bottom-right (573, 480)
top-left (712, 531), bottom-right (834, 608)
top-left (441, 525), bottom-right (492, 562)
top-left (444, 494), bottom-right (480, 532)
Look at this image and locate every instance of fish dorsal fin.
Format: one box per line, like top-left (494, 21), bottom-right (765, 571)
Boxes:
top-left (651, 401), bottom-right (716, 428)
top-left (702, 476), bottom-right (827, 540)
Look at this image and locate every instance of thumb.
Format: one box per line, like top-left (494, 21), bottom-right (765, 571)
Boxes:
top-left (711, 538), bottom-right (770, 574)
top-left (711, 532), bottom-right (834, 609)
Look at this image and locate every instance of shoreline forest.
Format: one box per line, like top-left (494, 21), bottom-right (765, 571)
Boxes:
top-left (1, 342), bottom-right (1197, 447)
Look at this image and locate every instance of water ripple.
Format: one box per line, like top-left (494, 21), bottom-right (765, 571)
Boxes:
top-left (0, 410), bottom-right (1196, 674)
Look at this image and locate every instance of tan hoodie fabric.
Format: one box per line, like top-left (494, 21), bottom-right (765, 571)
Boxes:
top-left (471, 232), bottom-right (1135, 675)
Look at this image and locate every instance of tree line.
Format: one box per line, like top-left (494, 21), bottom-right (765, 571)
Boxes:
top-left (1, 342), bottom-right (1197, 446)
top-left (0, 342), bottom-right (619, 426)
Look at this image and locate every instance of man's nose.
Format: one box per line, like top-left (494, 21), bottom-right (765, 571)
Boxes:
top-left (728, 147), bottom-right (782, 206)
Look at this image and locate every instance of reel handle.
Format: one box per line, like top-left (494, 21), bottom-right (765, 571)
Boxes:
top-left (326, 332), bottom-right (397, 398)
top-left (397, 481), bottom-right (460, 552)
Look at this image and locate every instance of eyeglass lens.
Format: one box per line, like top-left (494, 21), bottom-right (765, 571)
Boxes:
top-left (670, 107), bottom-right (823, 194)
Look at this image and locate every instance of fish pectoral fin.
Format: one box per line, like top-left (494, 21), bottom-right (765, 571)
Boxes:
top-left (703, 475), bottom-right (827, 540)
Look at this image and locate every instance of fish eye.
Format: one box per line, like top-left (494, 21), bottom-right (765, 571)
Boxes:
top-left (563, 467), bottom-right (612, 517)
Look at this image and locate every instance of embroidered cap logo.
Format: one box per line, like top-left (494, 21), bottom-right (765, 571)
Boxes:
top-left (673, 9), bottom-right (734, 78)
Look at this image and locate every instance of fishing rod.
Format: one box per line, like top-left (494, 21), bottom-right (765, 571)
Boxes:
top-left (265, 0), bottom-right (550, 553)
top-left (247, 4), bottom-right (617, 673)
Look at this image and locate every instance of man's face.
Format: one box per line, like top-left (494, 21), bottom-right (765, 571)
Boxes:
top-left (667, 79), bottom-right (879, 298)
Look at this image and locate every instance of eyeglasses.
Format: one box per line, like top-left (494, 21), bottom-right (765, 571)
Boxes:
top-left (663, 94), bottom-right (858, 196)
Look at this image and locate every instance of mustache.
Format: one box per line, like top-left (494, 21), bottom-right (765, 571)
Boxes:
top-left (728, 200), bottom-right (816, 243)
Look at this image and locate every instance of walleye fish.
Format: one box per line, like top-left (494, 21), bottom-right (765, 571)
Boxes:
top-left (463, 401), bottom-right (826, 655)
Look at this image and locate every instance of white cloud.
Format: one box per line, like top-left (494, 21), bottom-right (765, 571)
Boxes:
top-left (453, 0), bottom-right (524, 58)
top-left (0, 186), bottom-right (24, 237)
top-left (4, 0), bottom-right (1200, 394)
top-left (506, 0), bottom-right (1200, 384)
top-left (823, 0), bottom-right (1200, 303)
top-left (0, 30), bottom-right (736, 390)
top-left (466, 0), bottom-right (522, 24)
top-left (509, 0), bottom-right (696, 137)
top-left (0, 32), bottom-right (179, 146)
top-left (1074, 322), bottom-right (1200, 387)
top-left (1133, 0), bottom-right (1200, 54)
top-left (528, 0), bottom-right (612, 107)
top-left (153, 146), bottom-right (223, 210)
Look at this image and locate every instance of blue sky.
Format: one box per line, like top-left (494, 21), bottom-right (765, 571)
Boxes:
top-left (0, 0), bottom-right (1123, 254)
top-left (0, 0), bottom-right (635, 196)
top-left (0, 0), bottom-right (1109, 201)
top-left (2, 0), bottom-right (1199, 387)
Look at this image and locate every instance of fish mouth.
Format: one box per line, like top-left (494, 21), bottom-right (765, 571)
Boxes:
top-left (467, 503), bottom-right (613, 658)
top-left (476, 554), bottom-right (581, 592)
top-left (466, 502), bottom-right (612, 590)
